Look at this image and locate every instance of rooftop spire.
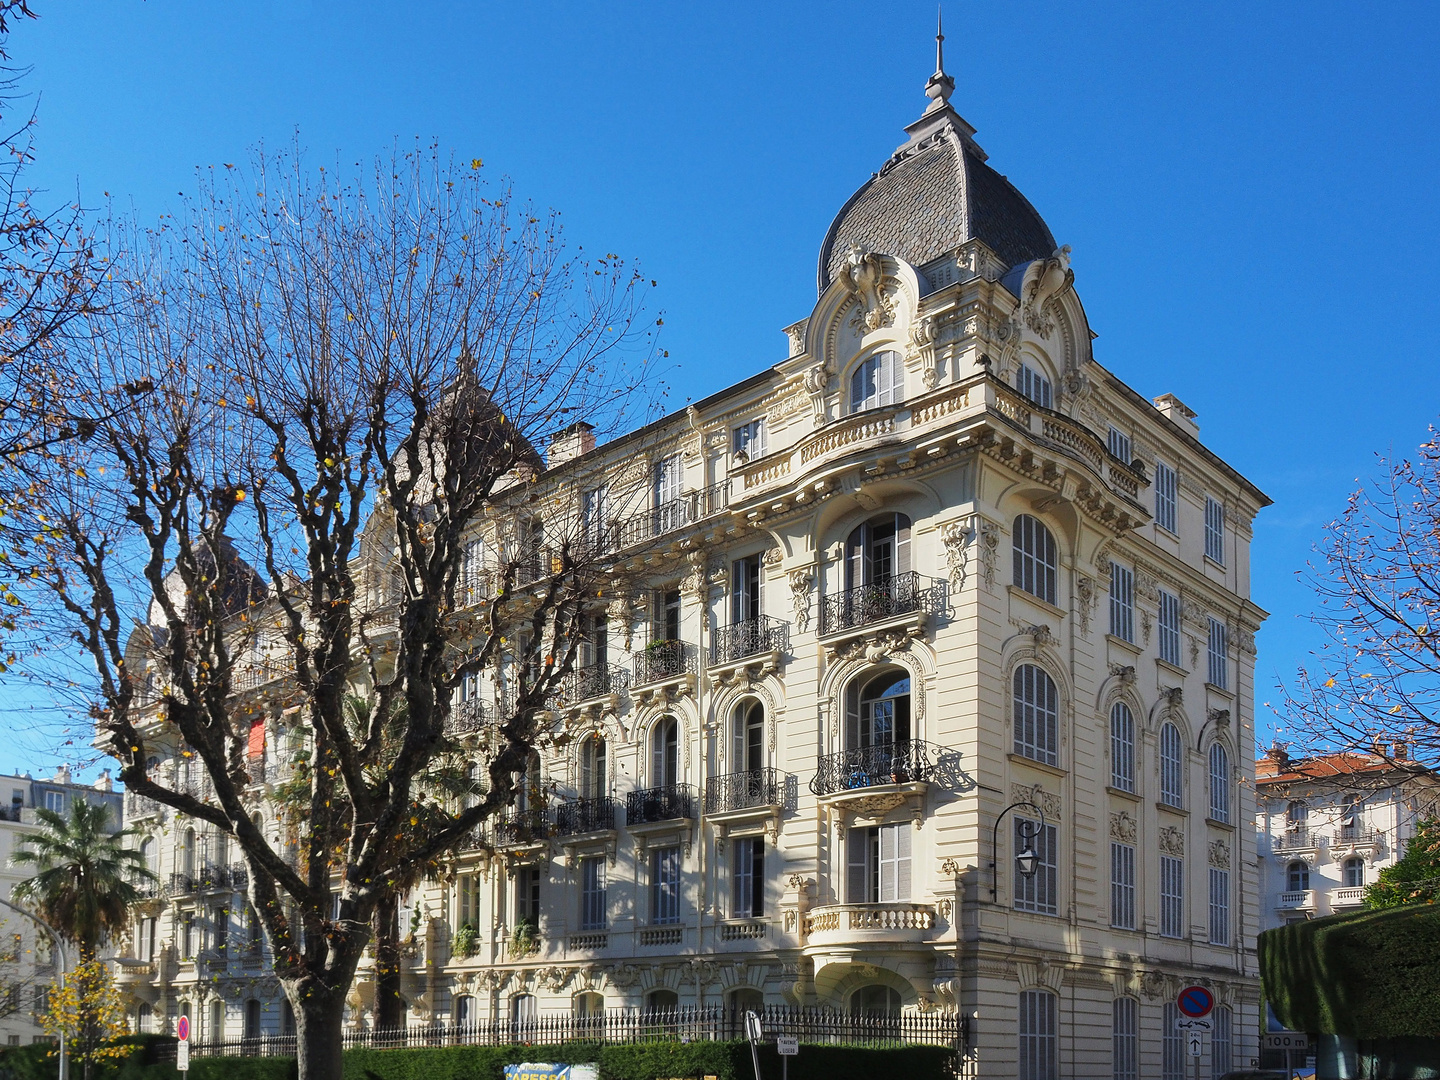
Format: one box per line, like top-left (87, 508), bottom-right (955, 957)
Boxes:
top-left (924, 7), bottom-right (955, 113)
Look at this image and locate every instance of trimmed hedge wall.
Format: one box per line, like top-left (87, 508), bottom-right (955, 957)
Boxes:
top-left (1258, 903), bottom-right (1440, 1037)
top-left (0, 1038), bottom-right (954, 1080)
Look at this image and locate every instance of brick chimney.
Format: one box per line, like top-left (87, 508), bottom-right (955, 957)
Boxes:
top-left (1264, 743), bottom-right (1291, 771)
top-left (1394, 741), bottom-right (1409, 761)
top-left (1153, 393), bottom-right (1199, 438)
top-left (547, 421), bottom-right (596, 468)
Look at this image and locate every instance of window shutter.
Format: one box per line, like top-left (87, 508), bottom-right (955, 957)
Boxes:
top-left (894, 824), bottom-right (912, 901)
top-left (894, 515), bottom-right (911, 575)
top-left (847, 828), bottom-right (870, 904)
top-left (845, 525), bottom-right (866, 590)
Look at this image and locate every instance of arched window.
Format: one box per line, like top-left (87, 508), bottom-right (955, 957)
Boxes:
top-left (140, 837), bottom-right (158, 879)
top-left (213, 828), bottom-right (229, 868)
top-left (1287, 861), bottom-right (1310, 892)
top-left (1110, 703), bottom-right (1135, 793)
top-left (651, 716), bottom-right (679, 788)
top-left (579, 735), bottom-right (607, 800)
top-left (1208, 744), bottom-right (1231, 823)
top-left (510, 993), bottom-right (537, 1029)
top-left (1343, 857), bottom-right (1365, 888)
top-left (851, 984), bottom-right (902, 1017)
top-left (847, 670), bottom-right (911, 751)
top-left (182, 828), bottom-right (197, 879)
top-left (1012, 515), bottom-right (1058, 605)
top-left (1286, 800), bottom-right (1308, 832)
top-left (850, 350), bottom-right (904, 412)
top-left (733, 700), bottom-right (765, 774)
top-left (728, 987), bottom-right (764, 1013)
top-left (1016, 362), bottom-right (1053, 409)
top-left (1018, 988), bottom-right (1058, 1080)
top-left (574, 992), bottom-right (604, 1020)
top-left (844, 513), bottom-right (912, 589)
top-left (137, 1002), bottom-right (153, 1034)
top-left (515, 751), bottom-right (542, 813)
top-left (454, 995), bottom-right (475, 1028)
top-left (1159, 723), bottom-right (1184, 808)
top-left (1013, 665), bottom-right (1059, 767)
top-left (209, 999), bottom-right (225, 1044)
top-left (645, 988), bottom-right (679, 1011)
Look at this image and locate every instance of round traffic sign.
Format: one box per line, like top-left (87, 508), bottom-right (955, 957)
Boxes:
top-left (176, 1016), bottom-right (190, 1041)
top-left (1177, 986), bottom-right (1214, 1018)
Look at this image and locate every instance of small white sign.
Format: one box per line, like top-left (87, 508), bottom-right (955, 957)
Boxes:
top-left (176, 1040), bottom-right (190, 1072)
top-left (1187, 1031), bottom-right (1203, 1058)
top-left (776, 1036), bottom-right (799, 1057)
top-left (1262, 1031), bottom-right (1313, 1050)
top-left (1176, 1017), bottom-right (1213, 1031)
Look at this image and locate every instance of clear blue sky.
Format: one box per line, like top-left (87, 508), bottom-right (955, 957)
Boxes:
top-left (6, 1), bottom-right (1440, 772)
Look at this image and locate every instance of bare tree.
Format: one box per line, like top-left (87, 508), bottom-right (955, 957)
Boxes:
top-left (5, 144), bottom-right (657, 1080)
top-left (1281, 430), bottom-right (1440, 787)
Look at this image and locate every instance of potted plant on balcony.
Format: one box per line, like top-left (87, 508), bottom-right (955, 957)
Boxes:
top-left (509, 916), bottom-right (539, 957)
top-left (452, 921), bottom-right (478, 959)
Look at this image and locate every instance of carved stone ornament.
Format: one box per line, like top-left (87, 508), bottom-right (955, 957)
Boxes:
top-left (1011, 782), bottom-right (1062, 822)
top-left (787, 567), bottom-right (814, 633)
top-left (763, 547), bottom-right (783, 567)
top-left (1209, 839), bottom-right (1231, 868)
top-left (940, 518), bottom-right (974, 590)
top-left (940, 857), bottom-right (962, 877)
top-left (607, 963), bottom-right (641, 988)
top-left (1022, 245), bottom-right (1074, 336)
top-left (1207, 708), bottom-right (1231, 728)
top-left (1108, 663), bottom-right (1136, 684)
top-left (1158, 826), bottom-right (1185, 856)
top-left (1075, 575), bottom-right (1095, 635)
top-left (910, 314), bottom-right (941, 388)
top-left (1110, 811), bottom-right (1137, 844)
top-left (838, 244), bottom-right (895, 332)
top-left (978, 520), bottom-right (1000, 591)
top-left (1140, 970), bottom-right (1169, 1001)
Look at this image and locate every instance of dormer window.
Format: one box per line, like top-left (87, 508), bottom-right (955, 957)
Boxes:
top-left (850, 351), bottom-right (904, 412)
top-left (1017, 363), bottom-right (1052, 409)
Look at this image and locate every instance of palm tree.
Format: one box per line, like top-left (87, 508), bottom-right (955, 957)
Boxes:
top-left (12, 798), bottom-right (153, 961)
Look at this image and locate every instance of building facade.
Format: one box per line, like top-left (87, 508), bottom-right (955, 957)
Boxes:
top-left (0, 766), bottom-right (123, 1046)
top-left (120, 51), bottom-right (1271, 1080)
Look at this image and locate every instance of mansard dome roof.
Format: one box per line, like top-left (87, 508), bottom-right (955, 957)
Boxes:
top-left (817, 56), bottom-right (1056, 294)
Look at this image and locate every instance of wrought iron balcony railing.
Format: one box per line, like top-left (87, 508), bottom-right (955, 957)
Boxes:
top-left (495, 806), bottom-right (550, 846)
top-left (445, 699), bottom-right (494, 738)
top-left (711, 616), bottom-right (789, 666)
top-left (561, 664), bottom-right (630, 705)
top-left (609, 482), bottom-right (731, 550)
top-left (809, 740), bottom-right (935, 797)
top-left (555, 796), bottom-right (617, 837)
top-left (819, 572), bottom-right (945, 636)
top-left (634, 640), bottom-right (696, 686)
top-left (170, 872), bottom-right (196, 895)
top-left (704, 768), bottom-right (781, 814)
top-left (626, 784), bottom-right (695, 826)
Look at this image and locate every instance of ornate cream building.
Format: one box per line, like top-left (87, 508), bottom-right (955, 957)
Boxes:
top-left (120, 43), bottom-right (1271, 1080)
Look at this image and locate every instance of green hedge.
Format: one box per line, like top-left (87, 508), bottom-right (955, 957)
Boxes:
top-left (1259, 903), bottom-right (1440, 1037)
top-left (0, 1039), bottom-right (954, 1080)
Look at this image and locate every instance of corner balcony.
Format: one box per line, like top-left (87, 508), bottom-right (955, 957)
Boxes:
top-left (801, 902), bottom-right (936, 948)
top-left (810, 741), bottom-right (933, 826)
top-left (709, 617), bottom-right (788, 682)
top-left (818, 572), bottom-right (945, 639)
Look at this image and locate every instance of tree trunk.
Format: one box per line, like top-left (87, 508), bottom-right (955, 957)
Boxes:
top-left (372, 894), bottom-right (404, 1032)
top-left (293, 988), bottom-right (347, 1080)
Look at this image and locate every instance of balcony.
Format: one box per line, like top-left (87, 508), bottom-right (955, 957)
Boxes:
top-left (202, 951), bottom-right (230, 973)
top-left (1332, 886), bottom-right (1368, 909)
top-left (169, 872), bottom-right (196, 895)
top-left (626, 785), bottom-right (695, 826)
top-left (1272, 829), bottom-right (1321, 854)
top-left (1331, 827), bottom-right (1384, 848)
top-left (705, 769), bottom-right (781, 815)
top-left (233, 658), bottom-right (295, 694)
top-left (633, 641), bottom-right (697, 688)
top-left (710, 616), bottom-right (788, 669)
top-left (494, 806), bottom-right (550, 847)
top-left (608, 482), bottom-right (731, 551)
top-left (445, 700), bottom-right (493, 738)
top-left (126, 793), bottom-right (163, 820)
top-left (554, 797), bottom-right (617, 837)
top-left (558, 664), bottom-right (630, 708)
top-left (810, 740), bottom-right (934, 797)
top-left (801, 903), bottom-right (935, 947)
top-left (1276, 890), bottom-right (1317, 912)
top-left (819, 572), bottom-right (945, 637)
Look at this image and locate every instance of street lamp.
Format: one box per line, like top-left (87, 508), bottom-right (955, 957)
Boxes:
top-left (990, 800), bottom-right (1046, 902)
top-left (0, 895), bottom-right (68, 1080)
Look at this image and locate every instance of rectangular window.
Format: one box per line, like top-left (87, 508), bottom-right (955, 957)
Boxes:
top-left (1211, 1005), bottom-right (1233, 1079)
top-left (1111, 704), bottom-right (1135, 793)
top-left (211, 906), bottom-right (229, 955)
top-left (1109, 562), bottom-right (1134, 643)
top-left (457, 874), bottom-right (480, 929)
top-left (1209, 867), bottom-right (1230, 945)
top-left (1110, 842), bottom-right (1136, 930)
top-left (138, 917), bottom-right (156, 962)
top-left (1017, 363), bottom-right (1053, 409)
top-left (182, 915), bottom-right (196, 960)
top-left (515, 865), bottom-right (541, 925)
top-left (1205, 496), bottom-right (1225, 564)
top-left (1162, 1002), bottom-right (1183, 1080)
top-left (581, 484), bottom-right (610, 549)
top-left (1158, 589), bottom-right (1182, 666)
top-left (846, 824), bottom-right (911, 904)
top-left (731, 554), bottom-right (762, 624)
top-left (1112, 997), bottom-right (1138, 1080)
top-left (43, 790), bottom-right (63, 813)
top-left (732, 836), bottom-right (765, 918)
top-left (1154, 460), bottom-right (1178, 534)
top-left (1160, 856), bottom-right (1184, 938)
top-left (1207, 617), bottom-right (1228, 688)
top-left (1014, 818), bottom-right (1058, 916)
top-left (1018, 989), bottom-right (1057, 1080)
top-left (461, 538), bottom-right (486, 604)
top-left (654, 587), bottom-right (682, 643)
top-left (580, 857), bottom-right (606, 931)
top-left (1108, 425), bottom-right (1132, 466)
top-left (732, 418), bottom-right (767, 460)
top-left (652, 845), bottom-right (681, 925)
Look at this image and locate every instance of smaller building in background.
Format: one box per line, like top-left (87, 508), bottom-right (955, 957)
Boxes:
top-left (1255, 746), bottom-right (1437, 927)
top-left (0, 766), bottom-right (124, 1047)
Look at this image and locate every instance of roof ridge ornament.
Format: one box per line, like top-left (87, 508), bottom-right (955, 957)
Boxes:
top-left (924, 8), bottom-right (956, 113)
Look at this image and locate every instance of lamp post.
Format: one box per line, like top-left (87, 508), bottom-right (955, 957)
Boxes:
top-left (0, 895), bottom-right (68, 1080)
top-left (990, 801), bottom-right (1046, 902)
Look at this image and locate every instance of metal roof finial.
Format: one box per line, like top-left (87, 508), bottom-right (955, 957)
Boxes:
top-left (924, 7), bottom-right (956, 112)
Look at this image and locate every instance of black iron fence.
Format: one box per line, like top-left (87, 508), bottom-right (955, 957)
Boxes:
top-left (810, 740), bottom-right (935, 797)
top-left (633, 640), bottom-right (695, 685)
top-left (158, 1005), bottom-right (963, 1059)
top-left (819, 572), bottom-right (945, 636)
top-left (626, 784), bottom-right (695, 825)
top-left (711, 616), bottom-right (789, 666)
top-left (554, 796), bottom-right (617, 837)
top-left (705, 768), bottom-right (781, 814)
